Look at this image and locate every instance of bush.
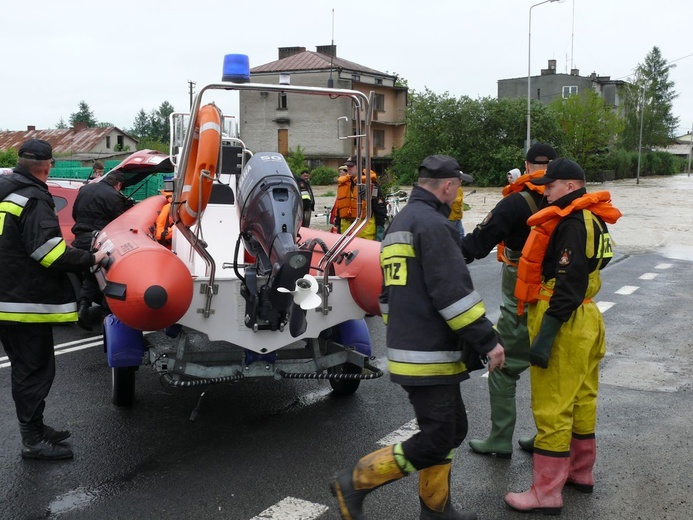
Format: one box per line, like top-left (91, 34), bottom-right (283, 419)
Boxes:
top-left (309, 165), bottom-right (338, 186)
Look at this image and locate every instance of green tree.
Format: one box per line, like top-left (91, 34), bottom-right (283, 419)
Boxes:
top-left (392, 90), bottom-right (562, 186)
top-left (130, 109), bottom-right (150, 139)
top-left (69, 100), bottom-right (98, 127)
top-left (286, 145), bottom-right (307, 174)
top-left (0, 148), bottom-right (18, 167)
top-left (549, 89), bottom-right (623, 177)
top-left (619, 46), bottom-right (679, 150)
top-left (55, 117), bottom-right (67, 129)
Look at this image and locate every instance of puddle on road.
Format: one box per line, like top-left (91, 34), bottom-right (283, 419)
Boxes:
top-left (660, 244), bottom-right (693, 262)
top-left (48, 487), bottom-right (99, 516)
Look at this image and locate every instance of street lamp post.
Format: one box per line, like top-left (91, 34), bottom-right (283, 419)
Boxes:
top-left (527, 0), bottom-right (563, 152)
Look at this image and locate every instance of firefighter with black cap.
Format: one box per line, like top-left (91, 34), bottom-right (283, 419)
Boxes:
top-left (71, 169), bottom-right (133, 329)
top-left (330, 154), bottom-right (505, 520)
top-left (463, 142), bottom-right (558, 458)
top-left (505, 158), bottom-right (621, 514)
top-left (0, 139), bottom-right (107, 460)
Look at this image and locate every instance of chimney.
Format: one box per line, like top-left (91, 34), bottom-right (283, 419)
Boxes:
top-left (278, 46), bottom-right (306, 60)
top-left (570, 68), bottom-right (580, 76)
top-left (316, 45), bottom-right (336, 57)
top-left (27, 125), bottom-right (36, 131)
top-left (73, 122), bottom-right (88, 132)
top-left (541, 59), bottom-right (557, 76)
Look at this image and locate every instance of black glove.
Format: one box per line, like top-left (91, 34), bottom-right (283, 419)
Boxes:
top-left (529, 314), bottom-right (563, 369)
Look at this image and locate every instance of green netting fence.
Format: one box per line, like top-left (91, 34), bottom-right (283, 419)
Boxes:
top-left (49, 160), bottom-right (164, 201)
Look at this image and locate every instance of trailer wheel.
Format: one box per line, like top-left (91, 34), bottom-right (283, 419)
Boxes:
top-left (328, 363), bottom-right (361, 396)
top-left (112, 366), bottom-right (136, 406)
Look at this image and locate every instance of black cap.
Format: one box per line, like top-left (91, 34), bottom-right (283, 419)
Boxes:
top-left (525, 143), bottom-right (557, 165)
top-left (18, 139), bottom-right (53, 161)
top-left (530, 157), bottom-right (585, 185)
top-left (418, 155), bottom-right (473, 183)
top-left (344, 155), bottom-right (358, 166)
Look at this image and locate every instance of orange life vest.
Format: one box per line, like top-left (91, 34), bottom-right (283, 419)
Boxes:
top-left (336, 171), bottom-right (378, 220)
top-left (497, 170), bottom-right (546, 264)
top-left (514, 190), bottom-right (622, 311)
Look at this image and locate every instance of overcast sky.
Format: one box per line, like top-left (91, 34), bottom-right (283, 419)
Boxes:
top-left (2, 0), bottom-right (691, 137)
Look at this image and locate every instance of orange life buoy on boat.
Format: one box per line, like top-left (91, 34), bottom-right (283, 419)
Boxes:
top-left (179, 104), bottom-right (221, 227)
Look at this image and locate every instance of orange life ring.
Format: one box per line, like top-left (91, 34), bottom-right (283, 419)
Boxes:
top-left (179, 104), bottom-right (221, 227)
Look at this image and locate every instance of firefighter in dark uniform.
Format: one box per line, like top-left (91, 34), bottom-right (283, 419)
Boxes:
top-left (71, 170), bottom-right (133, 329)
top-left (296, 169), bottom-right (315, 227)
top-left (0, 139), bottom-right (107, 460)
top-left (505, 158), bottom-right (621, 515)
top-left (462, 143), bottom-right (557, 458)
top-left (330, 155), bottom-right (505, 520)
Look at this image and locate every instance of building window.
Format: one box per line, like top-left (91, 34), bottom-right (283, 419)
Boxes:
top-left (376, 78), bottom-right (383, 86)
top-left (373, 93), bottom-right (385, 112)
top-left (373, 130), bottom-right (385, 149)
top-left (278, 92), bottom-right (287, 110)
top-left (351, 74), bottom-right (360, 82)
top-left (106, 136), bottom-right (111, 148)
top-left (117, 135), bottom-right (124, 148)
top-left (562, 85), bottom-right (578, 98)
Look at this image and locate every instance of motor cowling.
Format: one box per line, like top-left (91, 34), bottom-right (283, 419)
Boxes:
top-left (236, 152), bottom-right (311, 320)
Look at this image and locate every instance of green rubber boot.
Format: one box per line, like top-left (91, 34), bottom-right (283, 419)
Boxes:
top-left (518, 435), bottom-right (536, 453)
top-left (468, 392), bottom-right (515, 458)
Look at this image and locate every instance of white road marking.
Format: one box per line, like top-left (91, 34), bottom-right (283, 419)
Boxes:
top-left (654, 263), bottom-right (673, 269)
top-left (615, 285), bottom-right (639, 295)
top-left (377, 418), bottom-right (419, 446)
top-left (597, 301), bottom-right (616, 313)
top-left (250, 497), bottom-right (328, 519)
top-left (639, 273), bottom-right (658, 280)
top-left (1, 336), bottom-right (103, 369)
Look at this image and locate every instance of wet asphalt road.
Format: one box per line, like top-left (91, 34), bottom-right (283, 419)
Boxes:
top-left (0, 251), bottom-right (691, 519)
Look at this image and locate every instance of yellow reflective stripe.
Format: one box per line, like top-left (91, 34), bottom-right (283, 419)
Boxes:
top-left (0, 311), bottom-right (77, 323)
top-left (446, 301), bottom-right (487, 331)
top-left (583, 210), bottom-right (595, 258)
top-left (382, 313), bottom-right (388, 325)
top-left (388, 359), bottom-right (466, 377)
top-left (34, 238), bottom-right (66, 267)
top-left (0, 201), bottom-right (24, 217)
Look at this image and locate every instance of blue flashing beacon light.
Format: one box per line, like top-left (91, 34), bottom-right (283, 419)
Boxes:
top-left (222, 54), bottom-right (250, 83)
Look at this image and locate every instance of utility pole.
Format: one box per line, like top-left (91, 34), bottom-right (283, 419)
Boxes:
top-left (688, 121), bottom-right (693, 177)
top-left (188, 81), bottom-right (196, 110)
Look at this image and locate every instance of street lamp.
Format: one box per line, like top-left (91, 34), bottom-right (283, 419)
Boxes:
top-left (636, 81), bottom-right (649, 185)
top-left (527, 0), bottom-right (564, 152)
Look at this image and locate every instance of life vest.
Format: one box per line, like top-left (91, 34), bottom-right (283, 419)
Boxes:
top-left (515, 190), bottom-right (621, 312)
top-left (336, 171), bottom-right (378, 220)
top-left (155, 194), bottom-right (174, 245)
top-left (497, 170), bottom-right (546, 264)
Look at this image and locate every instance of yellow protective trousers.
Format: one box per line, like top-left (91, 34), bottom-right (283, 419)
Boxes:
top-left (527, 272), bottom-right (606, 454)
top-left (340, 215), bottom-right (376, 240)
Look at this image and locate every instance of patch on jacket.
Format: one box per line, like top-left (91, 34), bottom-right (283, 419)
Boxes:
top-left (480, 211), bottom-right (493, 226)
top-left (558, 248), bottom-right (572, 266)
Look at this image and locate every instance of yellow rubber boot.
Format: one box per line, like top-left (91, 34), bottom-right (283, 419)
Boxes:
top-left (419, 461), bottom-right (478, 519)
top-left (330, 445), bottom-right (407, 519)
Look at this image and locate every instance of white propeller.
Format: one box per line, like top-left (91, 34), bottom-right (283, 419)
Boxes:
top-left (277, 274), bottom-right (321, 310)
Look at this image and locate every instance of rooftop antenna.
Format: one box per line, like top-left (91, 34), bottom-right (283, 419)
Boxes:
top-left (570, 0), bottom-right (575, 71)
top-left (327, 8), bottom-right (335, 88)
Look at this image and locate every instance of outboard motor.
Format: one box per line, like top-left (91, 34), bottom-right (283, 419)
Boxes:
top-left (236, 152), bottom-right (313, 332)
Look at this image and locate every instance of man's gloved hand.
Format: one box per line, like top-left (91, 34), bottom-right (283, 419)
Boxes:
top-left (529, 314), bottom-right (563, 368)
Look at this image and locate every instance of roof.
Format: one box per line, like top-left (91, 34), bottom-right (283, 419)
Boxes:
top-left (251, 50), bottom-right (394, 79)
top-left (0, 127), bottom-right (139, 155)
